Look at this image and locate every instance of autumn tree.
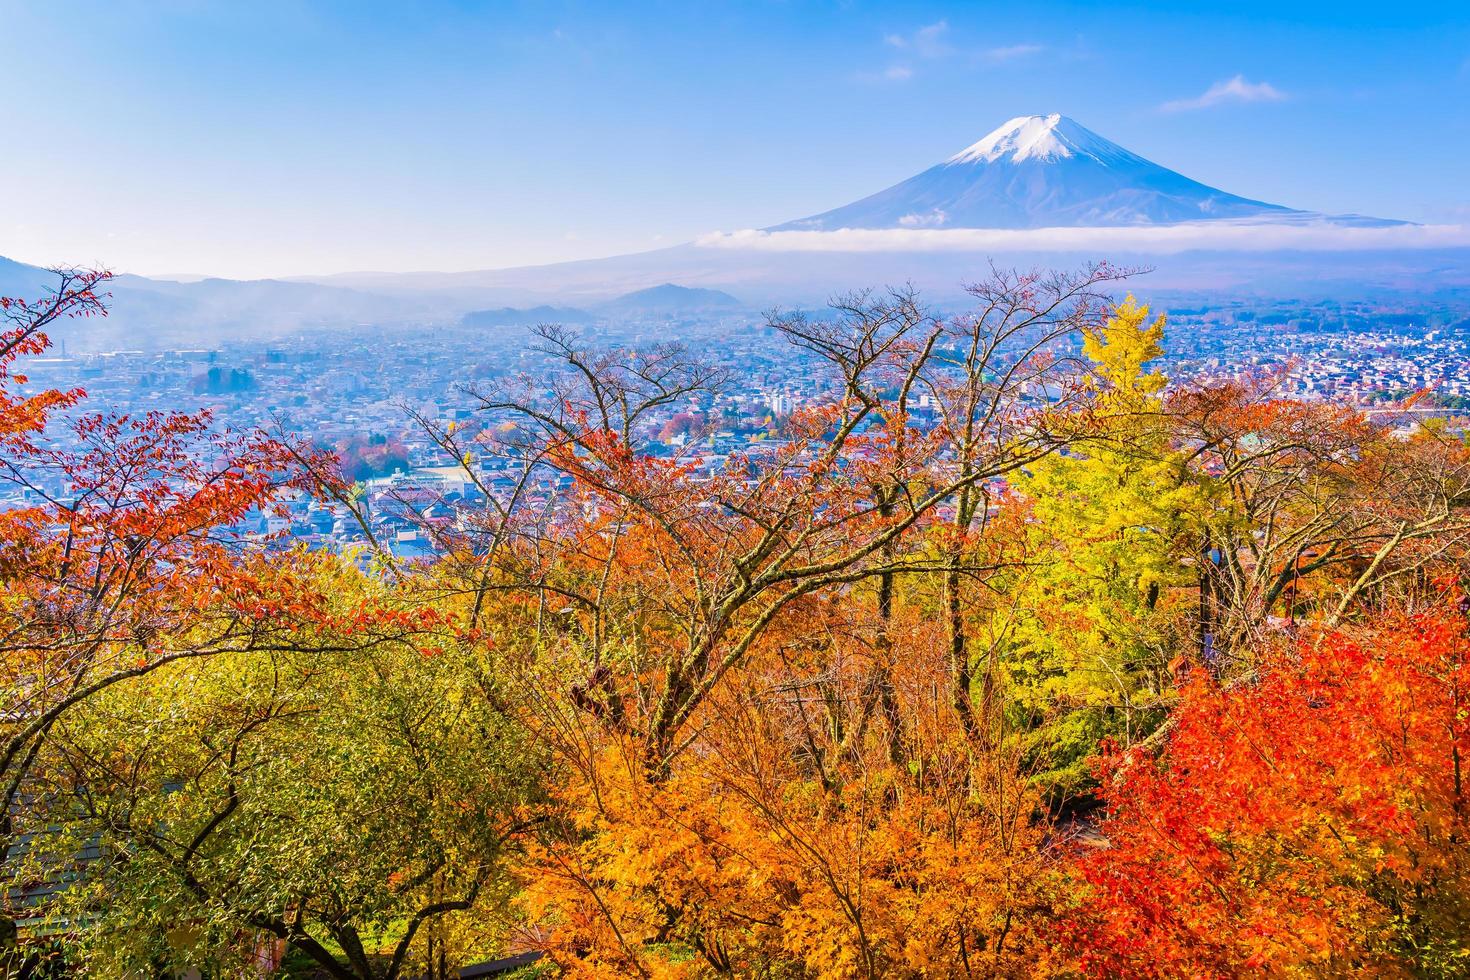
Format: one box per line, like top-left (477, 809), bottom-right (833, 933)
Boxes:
top-left (17, 260), bottom-right (1469, 979)
top-left (995, 297), bottom-right (1207, 795)
top-left (0, 269), bottom-right (365, 969)
top-left (453, 266), bottom-right (1128, 780)
top-left (1067, 603), bottom-right (1470, 977)
top-left (50, 557), bottom-right (546, 980)
top-left (1172, 375), bottom-right (1470, 670)
top-left (913, 264), bottom-right (1134, 746)
top-left (441, 266), bottom-right (1147, 977)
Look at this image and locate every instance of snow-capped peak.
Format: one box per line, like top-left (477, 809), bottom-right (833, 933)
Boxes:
top-left (945, 113), bottom-right (1118, 165)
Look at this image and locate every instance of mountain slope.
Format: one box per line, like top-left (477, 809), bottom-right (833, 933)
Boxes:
top-left (461, 305), bottom-right (594, 328)
top-left (0, 255), bottom-right (439, 350)
top-left (775, 114), bottom-right (1400, 231)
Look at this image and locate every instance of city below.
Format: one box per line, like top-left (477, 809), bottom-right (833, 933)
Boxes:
top-left (12, 286), bottom-right (1470, 557)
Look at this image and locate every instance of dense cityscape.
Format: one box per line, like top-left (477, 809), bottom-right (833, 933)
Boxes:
top-left (11, 289), bottom-right (1470, 559)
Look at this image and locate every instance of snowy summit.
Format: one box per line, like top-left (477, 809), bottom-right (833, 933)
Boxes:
top-left (945, 113), bottom-right (1119, 165)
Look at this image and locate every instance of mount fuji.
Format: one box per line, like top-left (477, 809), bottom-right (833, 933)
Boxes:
top-left (8, 113), bottom-right (1460, 350)
top-left (774, 113), bottom-right (1403, 231)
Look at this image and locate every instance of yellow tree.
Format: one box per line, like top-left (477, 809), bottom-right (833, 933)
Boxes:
top-left (999, 298), bottom-right (1207, 795)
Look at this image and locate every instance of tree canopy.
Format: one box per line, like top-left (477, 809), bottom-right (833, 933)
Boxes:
top-left (3, 267), bottom-right (1469, 978)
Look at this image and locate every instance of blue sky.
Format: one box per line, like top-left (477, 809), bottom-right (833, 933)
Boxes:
top-left (2, 0), bottom-right (1466, 279)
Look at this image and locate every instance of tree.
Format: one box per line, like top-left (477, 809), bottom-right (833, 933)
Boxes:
top-left (1067, 604), bottom-right (1470, 978)
top-left (0, 270), bottom-right (342, 968)
top-left (51, 559), bottom-right (545, 980)
top-left (916, 264), bottom-right (1134, 747)
top-left (998, 298), bottom-right (1207, 796)
top-left (517, 595), bottom-right (1072, 979)
top-left (451, 266), bottom-right (1130, 782)
top-left (463, 267), bottom-right (1141, 976)
top-left (20, 261), bottom-right (1468, 978)
top-left (1172, 376), bottom-right (1470, 670)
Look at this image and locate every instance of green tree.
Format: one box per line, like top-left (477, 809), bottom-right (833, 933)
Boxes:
top-left (50, 559), bottom-right (545, 980)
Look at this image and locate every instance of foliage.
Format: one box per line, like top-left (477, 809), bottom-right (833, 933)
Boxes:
top-left (49, 562), bottom-right (546, 980)
top-left (518, 604), bottom-right (1070, 979)
top-left (0, 269), bottom-right (336, 967)
top-left (1067, 606), bottom-right (1470, 978)
top-left (1001, 298), bottom-right (1206, 795)
top-left (333, 431), bottom-right (412, 483)
top-left (8, 266), bottom-right (1470, 977)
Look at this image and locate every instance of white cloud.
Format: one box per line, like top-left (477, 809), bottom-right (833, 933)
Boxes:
top-left (898, 210), bottom-right (948, 228)
top-left (854, 63), bottom-right (914, 83)
top-left (695, 222), bottom-right (1470, 255)
top-left (880, 22), bottom-right (1040, 78)
top-left (885, 20), bottom-right (952, 59)
top-left (1161, 75), bottom-right (1287, 113)
top-left (981, 43), bottom-right (1044, 64)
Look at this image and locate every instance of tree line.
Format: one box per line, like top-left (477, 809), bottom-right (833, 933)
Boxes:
top-left (2, 265), bottom-right (1468, 978)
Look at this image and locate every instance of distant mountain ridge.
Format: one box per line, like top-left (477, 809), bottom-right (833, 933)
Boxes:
top-left (775, 114), bottom-right (1405, 231)
top-left (458, 285), bottom-right (745, 329)
top-left (597, 283), bottom-right (743, 314)
top-left (0, 254), bottom-right (442, 350)
top-left (461, 305), bottom-right (594, 328)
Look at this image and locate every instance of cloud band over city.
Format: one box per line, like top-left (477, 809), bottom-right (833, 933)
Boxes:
top-left (696, 221), bottom-right (1470, 254)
